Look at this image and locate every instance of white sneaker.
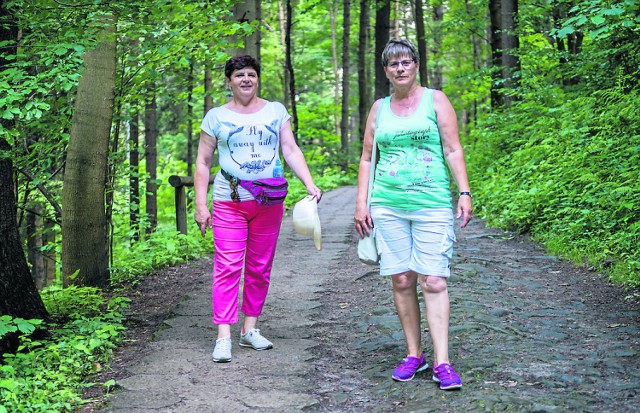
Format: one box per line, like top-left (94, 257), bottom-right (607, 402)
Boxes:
top-left (239, 328), bottom-right (273, 350)
top-left (212, 336), bottom-right (232, 362)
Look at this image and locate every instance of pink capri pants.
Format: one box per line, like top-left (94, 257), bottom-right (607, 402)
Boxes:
top-left (211, 200), bottom-right (284, 325)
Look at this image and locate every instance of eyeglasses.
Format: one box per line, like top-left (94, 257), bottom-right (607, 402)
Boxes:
top-left (387, 60), bottom-right (415, 70)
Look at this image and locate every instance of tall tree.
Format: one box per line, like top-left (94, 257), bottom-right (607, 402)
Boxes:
top-left (330, 0), bottom-right (341, 136)
top-left (129, 109), bottom-right (140, 242)
top-left (357, 0), bottom-right (371, 141)
top-left (186, 56), bottom-right (194, 176)
top-left (374, 0), bottom-right (391, 99)
top-left (144, 84), bottom-right (158, 234)
top-left (501, 0), bottom-right (520, 106)
top-left (278, 0), bottom-right (291, 109)
top-left (430, 1), bottom-right (444, 90)
top-left (61, 14), bottom-right (117, 287)
top-left (0, 1), bottom-right (49, 354)
top-left (285, 0), bottom-right (299, 140)
top-left (232, 0), bottom-right (261, 61)
top-left (415, 0), bottom-right (428, 87)
top-left (340, 0), bottom-right (351, 165)
top-left (488, 0), bottom-right (504, 107)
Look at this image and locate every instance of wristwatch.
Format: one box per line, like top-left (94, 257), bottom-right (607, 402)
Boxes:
top-left (459, 191), bottom-right (472, 198)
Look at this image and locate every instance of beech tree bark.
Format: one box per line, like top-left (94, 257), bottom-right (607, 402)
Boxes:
top-left (61, 14), bottom-right (116, 287)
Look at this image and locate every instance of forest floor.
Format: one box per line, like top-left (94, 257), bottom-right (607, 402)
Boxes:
top-left (78, 186), bottom-right (639, 413)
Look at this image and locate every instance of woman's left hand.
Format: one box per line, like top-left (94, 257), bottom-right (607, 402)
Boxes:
top-left (456, 195), bottom-right (473, 228)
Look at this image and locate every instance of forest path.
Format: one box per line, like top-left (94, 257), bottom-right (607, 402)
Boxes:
top-left (91, 186), bottom-right (639, 413)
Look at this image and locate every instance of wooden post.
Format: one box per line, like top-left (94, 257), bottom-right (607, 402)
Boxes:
top-left (168, 175), bottom-right (214, 235)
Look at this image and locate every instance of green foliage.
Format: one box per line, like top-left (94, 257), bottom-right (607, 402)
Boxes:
top-left (467, 85), bottom-right (640, 288)
top-left (0, 289), bottom-right (129, 412)
top-left (110, 227), bottom-right (211, 285)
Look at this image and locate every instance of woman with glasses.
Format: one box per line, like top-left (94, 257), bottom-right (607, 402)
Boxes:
top-left (194, 55), bottom-right (322, 363)
top-left (354, 39), bottom-right (472, 389)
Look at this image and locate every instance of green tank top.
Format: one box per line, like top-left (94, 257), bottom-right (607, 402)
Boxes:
top-left (370, 88), bottom-right (452, 210)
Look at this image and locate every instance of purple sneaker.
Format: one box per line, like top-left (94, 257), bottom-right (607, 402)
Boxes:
top-left (432, 362), bottom-right (462, 390)
top-left (392, 353), bottom-right (428, 382)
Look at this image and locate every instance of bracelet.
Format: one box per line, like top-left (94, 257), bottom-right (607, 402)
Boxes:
top-left (459, 191), bottom-right (472, 198)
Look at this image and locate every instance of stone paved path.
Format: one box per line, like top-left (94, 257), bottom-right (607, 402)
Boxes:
top-left (100, 186), bottom-right (639, 412)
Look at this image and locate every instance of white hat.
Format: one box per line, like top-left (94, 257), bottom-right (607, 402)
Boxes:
top-left (292, 195), bottom-right (322, 250)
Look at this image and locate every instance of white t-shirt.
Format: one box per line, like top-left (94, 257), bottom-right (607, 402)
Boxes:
top-left (200, 101), bottom-right (291, 201)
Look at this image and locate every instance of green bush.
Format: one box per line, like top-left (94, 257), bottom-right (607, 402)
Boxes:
top-left (467, 85), bottom-right (640, 289)
top-left (0, 289), bottom-right (129, 412)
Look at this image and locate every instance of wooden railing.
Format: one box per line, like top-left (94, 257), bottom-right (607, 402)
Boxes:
top-left (168, 175), bottom-right (214, 235)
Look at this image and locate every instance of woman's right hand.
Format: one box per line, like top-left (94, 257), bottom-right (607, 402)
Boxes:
top-left (194, 206), bottom-right (212, 237)
top-left (354, 203), bottom-right (373, 238)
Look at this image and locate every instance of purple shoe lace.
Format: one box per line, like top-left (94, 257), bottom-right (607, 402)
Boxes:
top-left (432, 362), bottom-right (462, 390)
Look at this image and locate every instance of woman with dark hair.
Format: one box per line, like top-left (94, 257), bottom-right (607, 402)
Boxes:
top-left (355, 39), bottom-right (472, 389)
top-left (194, 55), bottom-right (322, 363)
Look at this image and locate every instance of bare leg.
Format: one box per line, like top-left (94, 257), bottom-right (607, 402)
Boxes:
top-left (420, 275), bottom-right (450, 365)
top-left (391, 271), bottom-right (422, 357)
top-left (243, 316), bottom-right (257, 333)
top-left (217, 324), bottom-right (231, 339)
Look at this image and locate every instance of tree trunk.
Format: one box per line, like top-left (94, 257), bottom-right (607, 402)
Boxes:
top-left (61, 14), bottom-right (116, 287)
top-left (415, 0), bottom-right (429, 87)
top-left (26, 206), bottom-right (46, 289)
top-left (488, 0), bottom-right (503, 108)
top-left (340, 0), bottom-right (351, 168)
top-left (233, 0), bottom-right (261, 61)
top-left (430, 2), bottom-right (444, 90)
top-left (144, 85), bottom-right (158, 234)
top-left (357, 0), bottom-right (370, 142)
top-left (187, 57), bottom-right (194, 177)
top-left (285, 0), bottom-right (299, 141)
top-left (278, 0), bottom-right (291, 109)
top-left (0, 139), bottom-right (49, 353)
top-left (330, 0), bottom-right (341, 137)
top-left (374, 0), bottom-right (391, 99)
top-left (501, 0), bottom-right (520, 106)
top-left (204, 64), bottom-right (214, 114)
top-left (129, 109), bottom-right (140, 242)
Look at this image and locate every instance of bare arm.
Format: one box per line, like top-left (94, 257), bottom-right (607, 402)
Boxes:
top-left (279, 120), bottom-right (322, 201)
top-left (433, 90), bottom-right (473, 228)
top-left (194, 131), bottom-right (217, 236)
top-left (354, 99), bottom-right (382, 238)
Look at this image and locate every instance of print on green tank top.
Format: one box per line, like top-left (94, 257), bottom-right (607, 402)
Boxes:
top-left (371, 88), bottom-right (452, 210)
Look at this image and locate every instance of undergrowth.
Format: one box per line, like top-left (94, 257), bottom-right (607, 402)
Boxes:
top-left (467, 84), bottom-right (639, 290)
top-left (0, 287), bottom-right (129, 412)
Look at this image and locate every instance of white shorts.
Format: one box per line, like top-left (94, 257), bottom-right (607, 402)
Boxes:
top-left (370, 206), bottom-right (456, 277)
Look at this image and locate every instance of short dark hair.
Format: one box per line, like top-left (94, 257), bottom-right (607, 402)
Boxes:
top-left (224, 55), bottom-right (261, 79)
top-left (381, 38), bottom-right (419, 67)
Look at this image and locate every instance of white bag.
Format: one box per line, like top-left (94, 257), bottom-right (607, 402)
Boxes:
top-left (358, 127), bottom-right (380, 266)
top-left (358, 232), bottom-right (379, 265)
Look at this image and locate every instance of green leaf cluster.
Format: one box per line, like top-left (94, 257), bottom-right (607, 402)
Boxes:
top-left (0, 288), bottom-right (129, 412)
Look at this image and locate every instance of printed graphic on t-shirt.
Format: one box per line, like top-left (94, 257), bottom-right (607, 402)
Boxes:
top-left (220, 119), bottom-right (279, 174)
top-left (377, 127), bottom-right (441, 193)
